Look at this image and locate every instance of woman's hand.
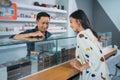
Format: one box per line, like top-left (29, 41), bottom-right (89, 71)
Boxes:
top-left (70, 60), bottom-right (82, 71)
top-left (98, 36), bottom-right (109, 41)
top-left (70, 59), bottom-right (90, 71)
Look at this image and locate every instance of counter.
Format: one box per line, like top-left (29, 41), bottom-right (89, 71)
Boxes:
top-left (21, 47), bottom-right (117, 80)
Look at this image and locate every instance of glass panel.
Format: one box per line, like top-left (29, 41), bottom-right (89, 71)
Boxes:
top-left (98, 32), bottom-right (112, 47)
top-left (57, 37), bottom-right (76, 64)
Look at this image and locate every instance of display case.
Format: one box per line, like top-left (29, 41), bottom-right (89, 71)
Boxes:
top-left (0, 35), bottom-right (76, 80)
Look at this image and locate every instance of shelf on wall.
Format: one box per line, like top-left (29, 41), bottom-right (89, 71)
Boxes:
top-left (16, 3), bottom-right (67, 13)
top-left (0, 3), bottom-right (68, 36)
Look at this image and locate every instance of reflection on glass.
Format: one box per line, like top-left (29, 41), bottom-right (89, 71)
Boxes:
top-left (98, 32), bottom-right (112, 47)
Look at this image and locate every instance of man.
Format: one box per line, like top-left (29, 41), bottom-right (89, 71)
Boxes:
top-left (10, 12), bottom-right (52, 57)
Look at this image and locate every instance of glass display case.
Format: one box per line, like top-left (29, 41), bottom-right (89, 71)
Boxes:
top-left (0, 35), bottom-right (76, 80)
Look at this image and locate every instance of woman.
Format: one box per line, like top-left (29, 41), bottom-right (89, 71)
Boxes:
top-left (69, 10), bottom-right (110, 80)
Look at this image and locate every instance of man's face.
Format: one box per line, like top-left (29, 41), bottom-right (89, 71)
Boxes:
top-left (36, 16), bottom-right (50, 33)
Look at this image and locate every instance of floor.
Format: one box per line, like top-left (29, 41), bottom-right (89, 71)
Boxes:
top-left (111, 76), bottom-right (120, 80)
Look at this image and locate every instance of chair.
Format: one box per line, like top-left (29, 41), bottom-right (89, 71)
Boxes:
top-left (111, 62), bottom-right (120, 80)
top-left (115, 62), bottom-right (120, 76)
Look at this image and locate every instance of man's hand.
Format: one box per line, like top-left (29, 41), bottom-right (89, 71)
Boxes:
top-left (29, 31), bottom-right (45, 38)
top-left (13, 31), bottom-right (45, 41)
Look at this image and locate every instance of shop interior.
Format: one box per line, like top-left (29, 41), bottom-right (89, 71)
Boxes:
top-left (0, 0), bottom-right (120, 80)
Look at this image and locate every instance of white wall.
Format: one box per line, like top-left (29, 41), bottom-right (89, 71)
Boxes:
top-left (76, 0), bottom-right (93, 26)
top-left (67, 0), bottom-right (78, 36)
top-left (98, 0), bottom-right (120, 32)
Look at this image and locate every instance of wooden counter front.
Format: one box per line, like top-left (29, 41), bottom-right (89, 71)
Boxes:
top-left (22, 47), bottom-right (117, 80)
top-left (102, 47), bottom-right (117, 59)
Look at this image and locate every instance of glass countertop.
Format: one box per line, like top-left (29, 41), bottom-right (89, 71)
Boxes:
top-left (0, 34), bottom-right (76, 47)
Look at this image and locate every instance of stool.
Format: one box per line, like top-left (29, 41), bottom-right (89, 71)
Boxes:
top-left (111, 76), bottom-right (120, 80)
top-left (115, 62), bottom-right (120, 76)
top-left (111, 63), bottom-right (120, 80)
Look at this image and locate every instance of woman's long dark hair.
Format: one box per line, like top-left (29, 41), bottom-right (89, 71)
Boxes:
top-left (70, 9), bottom-right (98, 38)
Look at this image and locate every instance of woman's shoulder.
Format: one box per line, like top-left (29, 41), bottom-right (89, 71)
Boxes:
top-left (78, 29), bottom-right (91, 35)
top-left (77, 29), bottom-right (95, 38)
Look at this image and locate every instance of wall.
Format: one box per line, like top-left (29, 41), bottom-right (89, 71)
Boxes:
top-left (93, 0), bottom-right (120, 48)
top-left (98, 0), bottom-right (120, 32)
top-left (67, 0), bottom-right (78, 36)
top-left (76, 0), bottom-right (93, 24)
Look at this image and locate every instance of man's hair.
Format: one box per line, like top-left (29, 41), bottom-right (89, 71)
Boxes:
top-left (36, 12), bottom-right (50, 20)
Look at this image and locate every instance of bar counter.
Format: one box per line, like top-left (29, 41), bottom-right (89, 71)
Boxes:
top-left (22, 47), bottom-right (117, 80)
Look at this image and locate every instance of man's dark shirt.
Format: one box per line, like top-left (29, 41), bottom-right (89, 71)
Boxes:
top-left (9, 26), bottom-right (51, 57)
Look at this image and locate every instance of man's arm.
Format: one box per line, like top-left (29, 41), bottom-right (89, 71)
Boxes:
top-left (13, 31), bottom-right (45, 41)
